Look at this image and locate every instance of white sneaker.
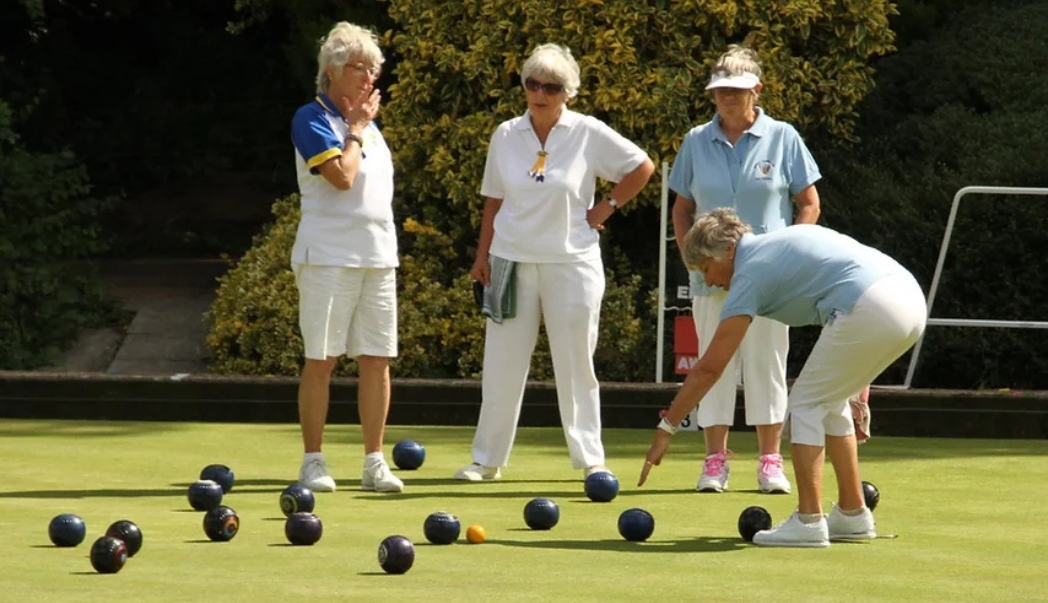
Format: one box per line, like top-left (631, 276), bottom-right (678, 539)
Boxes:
top-left (299, 458), bottom-right (337, 492)
top-left (696, 451), bottom-right (730, 492)
top-left (757, 453), bottom-right (792, 494)
top-left (753, 512), bottom-right (830, 548)
top-left (453, 463), bottom-right (501, 481)
top-left (361, 460), bottom-right (404, 493)
top-left (827, 503), bottom-right (876, 541)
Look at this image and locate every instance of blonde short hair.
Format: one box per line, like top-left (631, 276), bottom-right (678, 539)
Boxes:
top-left (520, 43), bottom-right (581, 99)
top-left (315, 22), bottom-right (384, 93)
top-left (682, 208), bottom-right (752, 270)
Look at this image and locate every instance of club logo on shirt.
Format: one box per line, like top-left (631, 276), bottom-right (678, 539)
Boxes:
top-left (754, 160), bottom-right (774, 180)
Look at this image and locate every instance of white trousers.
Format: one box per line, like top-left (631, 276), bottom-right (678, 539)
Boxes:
top-left (692, 291), bottom-right (789, 427)
top-left (788, 273), bottom-right (927, 446)
top-left (471, 258), bottom-right (606, 469)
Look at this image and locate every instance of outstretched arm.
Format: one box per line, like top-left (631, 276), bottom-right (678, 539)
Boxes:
top-left (639, 315), bottom-right (752, 486)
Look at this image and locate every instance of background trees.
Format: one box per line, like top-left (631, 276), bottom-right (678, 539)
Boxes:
top-left (5, 0), bottom-right (1047, 388)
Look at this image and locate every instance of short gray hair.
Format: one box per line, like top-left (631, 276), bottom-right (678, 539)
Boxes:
top-left (711, 44), bottom-right (762, 79)
top-left (520, 43), bottom-right (581, 99)
top-left (315, 22), bottom-right (384, 93)
top-left (682, 208), bottom-right (752, 270)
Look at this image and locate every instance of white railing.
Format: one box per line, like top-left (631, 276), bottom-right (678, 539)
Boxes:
top-left (903, 185), bottom-right (1048, 387)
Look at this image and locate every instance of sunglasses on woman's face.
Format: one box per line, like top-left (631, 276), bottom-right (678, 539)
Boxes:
top-left (524, 78), bottom-right (564, 95)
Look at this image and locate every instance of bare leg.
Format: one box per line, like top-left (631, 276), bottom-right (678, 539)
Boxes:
top-left (826, 433), bottom-right (864, 510)
top-left (356, 354), bottom-right (391, 454)
top-left (703, 425), bottom-right (730, 453)
top-left (790, 442), bottom-right (825, 514)
top-left (299, 357), bottom-right (337, 453)
top-left (755, 423), bottom-right (782, 455)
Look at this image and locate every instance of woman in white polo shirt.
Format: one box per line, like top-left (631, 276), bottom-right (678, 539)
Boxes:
top-left (454, 43), bottom-right (655, 482)
top-left (639, 209), bottom-right (926, 548)
top-left (288, 22), bottom-right (402, 494)
top-left (668, 45), bottom-right (822, 494)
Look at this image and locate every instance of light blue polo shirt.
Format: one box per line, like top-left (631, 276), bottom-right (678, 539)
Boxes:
top-left (720, 225), bottom-right (911, 327)
top-left (668, 108), bottom-right (821, 297)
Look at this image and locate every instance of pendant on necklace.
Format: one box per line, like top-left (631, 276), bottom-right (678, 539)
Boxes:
top-left (528, 150), bottom-right (548, 182)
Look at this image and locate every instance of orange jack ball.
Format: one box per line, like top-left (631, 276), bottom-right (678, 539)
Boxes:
top-left (466, 524), bottom-right (487, 544)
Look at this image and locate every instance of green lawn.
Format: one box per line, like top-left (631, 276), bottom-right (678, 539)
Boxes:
top-left (1, 420), bottom-right (1045, 602)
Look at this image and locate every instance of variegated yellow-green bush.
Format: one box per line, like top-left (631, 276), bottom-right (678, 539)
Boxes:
top-left (205, 195), bottom-right (654, 379)
top-left (382, 0), bottom-right (897, 243)
top-left (213, 0), bottom-right (895, 380)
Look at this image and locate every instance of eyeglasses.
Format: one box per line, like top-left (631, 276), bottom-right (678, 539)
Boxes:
top-left (349, 63), bottom-right (382, 78)
top-left (524, 78), bottom-right (564, 95)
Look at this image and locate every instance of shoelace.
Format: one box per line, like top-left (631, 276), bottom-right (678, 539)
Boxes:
top-left (703, 450), bottom-right (732, 477)
top-left (758, 454), bottom-right (784, 478)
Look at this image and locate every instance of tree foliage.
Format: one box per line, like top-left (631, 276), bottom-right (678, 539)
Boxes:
top-left (205, 197), bottom-right (656, 380)
top-left (816, 0), bottom-right (1048, 388)
top-left (0, 98), bottom-right (118, 369)
top-left (381, 0), bottom-right (897, 248)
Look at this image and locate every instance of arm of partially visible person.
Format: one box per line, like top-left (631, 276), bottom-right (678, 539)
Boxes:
top-left (468, 196), bottom-right (503, 286)
top-left (793, 184), bottom-right (821, 225)
top-left (671, 193), bottom-right (697, 255)
top-left (638, 314), bottom-right (752, 486)
top-left (587, 157), bottom-right (656, 230)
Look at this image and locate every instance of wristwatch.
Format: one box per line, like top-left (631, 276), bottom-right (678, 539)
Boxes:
top-left (606, 197), bottom-right (620, 210)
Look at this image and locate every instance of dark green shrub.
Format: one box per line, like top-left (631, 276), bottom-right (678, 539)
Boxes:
top-left (0, 99), bottom-right (117, 369)
top-left (817, 1), bottom-right (1048, 388)
top-left (206, 195), bottom-right (657, 380)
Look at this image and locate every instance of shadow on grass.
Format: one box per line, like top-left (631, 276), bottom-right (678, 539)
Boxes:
top-left (165, 479), bottom-right (294, 494)
top-left (355, 488), bottom-right (687, 501)
top-left (0, 421), bottom-right (183, 439)
top-left (491, 535), bottom-right (745, 553)
top-left (0, 488), bottom-right (185, 499)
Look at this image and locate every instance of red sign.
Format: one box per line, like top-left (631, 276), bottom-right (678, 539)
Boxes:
top-left (674, 316), bottom-right (698, 375)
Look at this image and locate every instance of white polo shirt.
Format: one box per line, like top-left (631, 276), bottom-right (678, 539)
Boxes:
top-left (289, 93), bottom-right (398, 268)
top-left (480, 108), bottom-right (649, 263)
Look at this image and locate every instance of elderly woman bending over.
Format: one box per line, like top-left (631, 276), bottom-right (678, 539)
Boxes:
top-left (639, 209), bottom-right (926, 548)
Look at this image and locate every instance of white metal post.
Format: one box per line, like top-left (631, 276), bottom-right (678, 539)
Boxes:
top-left (655, 161), bottom-right (670, 383)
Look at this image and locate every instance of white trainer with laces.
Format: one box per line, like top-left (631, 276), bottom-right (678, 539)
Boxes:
top-left (757, 453), bottom-right (792, 494)
top-left (752, 512), bottom-right (830, 548)
top-left (827, 503), bottom-right (876, 541)
top-left (299, 458), bottom-right (337, 493)
top-left (361, 460), bottom-right (404, 493)
top-left (696, 451), bottom-right (731, 492)
top-left (453, 463), bottom-right (501, 481)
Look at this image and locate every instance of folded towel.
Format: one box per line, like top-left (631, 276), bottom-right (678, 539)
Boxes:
top-left (477, 256), bottom-right (517, 324)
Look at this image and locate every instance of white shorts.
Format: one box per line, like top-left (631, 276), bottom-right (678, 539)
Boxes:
top-left (294, 264), bottom-right (398, 360)
top-left (787, 273), bottom-right (926, 445)
top-left (692, 292), bottom-right (789, 427)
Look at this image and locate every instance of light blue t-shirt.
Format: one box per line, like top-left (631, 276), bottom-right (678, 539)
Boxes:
top-left (720, 225), bottom-right (912, 327)
top-left (668, 109), bottom-right (821, 297)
